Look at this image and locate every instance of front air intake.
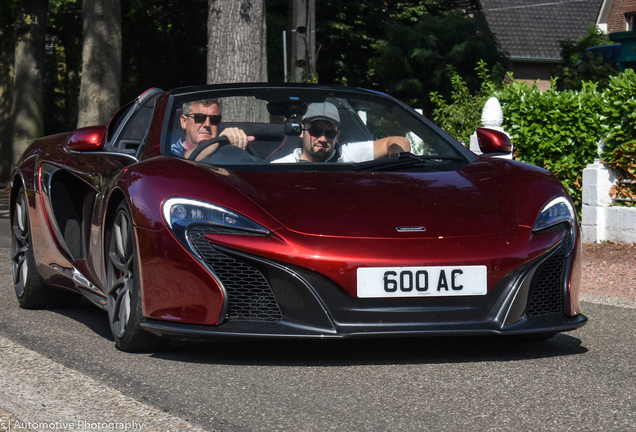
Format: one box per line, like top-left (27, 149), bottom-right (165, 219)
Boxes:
top-left (526, 233), bottom-right (570, 316)
top-left (189, 226), bottom-right (282, 322)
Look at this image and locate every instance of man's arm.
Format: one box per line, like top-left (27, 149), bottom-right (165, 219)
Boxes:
top-left (373, 136), bottom-right (411, 159)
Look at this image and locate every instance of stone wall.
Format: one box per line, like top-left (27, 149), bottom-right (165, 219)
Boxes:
top-left (582, 159), bottom-right (636, 243)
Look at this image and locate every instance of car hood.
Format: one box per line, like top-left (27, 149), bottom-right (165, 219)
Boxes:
top-left (221, 160), bottom-right (519, 238)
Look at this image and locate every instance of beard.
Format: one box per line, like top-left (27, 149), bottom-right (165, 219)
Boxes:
top-left (312, 147), bottom-right (331, 162)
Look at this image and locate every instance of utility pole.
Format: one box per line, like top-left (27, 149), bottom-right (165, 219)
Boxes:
top-left (289, 0), bottom-right (316, 82)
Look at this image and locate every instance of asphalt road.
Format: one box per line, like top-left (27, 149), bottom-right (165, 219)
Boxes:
top-left (0, 216), bottom-right (635, 432)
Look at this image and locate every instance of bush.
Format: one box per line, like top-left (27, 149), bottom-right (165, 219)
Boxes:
top-left (430, 64), bottom-right (636, 211)
top-left (430, 61), bottom-right (502, 145)
top-left (600, 70), bottom-right (636, 203)
top-left (496, 80), bottom-right (603, 210)
top-left (431, 66), bottom-right (605, 211)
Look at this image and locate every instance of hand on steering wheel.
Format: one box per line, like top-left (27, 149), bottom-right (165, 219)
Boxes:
top-left (187, 136), bottom-right (230, 161)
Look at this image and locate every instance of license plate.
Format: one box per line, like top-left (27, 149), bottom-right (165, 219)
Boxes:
top-left (357, 265), bottom-right (487, 298)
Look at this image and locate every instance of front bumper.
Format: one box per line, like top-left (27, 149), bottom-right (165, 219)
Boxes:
top-left (141, 235), bottom-right (588, 341)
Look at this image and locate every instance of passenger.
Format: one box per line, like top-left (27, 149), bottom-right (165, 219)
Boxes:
top-left (171, 99), bottom-right (254, 159)
top-left (271, 102), bottom-right (411, 163)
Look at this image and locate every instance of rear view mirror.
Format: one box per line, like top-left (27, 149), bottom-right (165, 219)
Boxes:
top-left (476, 128), bottom-right (512, 155)
top-left (284, 121), bottom-right (302, 136)
top-left (66, 126), bottom-right (107, 151)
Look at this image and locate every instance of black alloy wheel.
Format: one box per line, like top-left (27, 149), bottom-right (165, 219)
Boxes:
top-left (11, 186), bottom-right (83, 309)
top-left (106, 200), bottom-right (160, 352)
top-left (12, 187), bottom-right (49, 308)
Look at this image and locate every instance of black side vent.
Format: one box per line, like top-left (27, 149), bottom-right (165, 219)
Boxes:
top-left (189, 226), bottom-right (282, 322)
top-left (50, 178), bottom-right (84, 260)
top-left (527, 234), bottom-right (570, 316)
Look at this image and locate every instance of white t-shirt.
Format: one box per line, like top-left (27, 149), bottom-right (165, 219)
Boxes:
top-left (271, 141), bottom-right (374, 163)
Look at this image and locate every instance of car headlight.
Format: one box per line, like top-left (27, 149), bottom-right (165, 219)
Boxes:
top-left (162, 197), bottom-right (270, 235)
top-left (533, 196), bottom-right (575, 233)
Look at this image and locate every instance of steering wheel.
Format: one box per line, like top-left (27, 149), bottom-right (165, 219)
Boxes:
top-left (187, 136), bottom-right (230, 161)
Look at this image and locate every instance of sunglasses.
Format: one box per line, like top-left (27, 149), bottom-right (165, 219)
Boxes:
top-left (305, 127), bottom-right (338, 139)
top-left (187, 113), bottom-right (222, 125)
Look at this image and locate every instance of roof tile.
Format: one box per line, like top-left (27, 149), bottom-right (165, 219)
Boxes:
top-left (479, 0), bottom-right (604, 60)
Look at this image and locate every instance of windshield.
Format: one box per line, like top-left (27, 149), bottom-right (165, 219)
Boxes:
top-left (163, 87), bottom-right (468, 172)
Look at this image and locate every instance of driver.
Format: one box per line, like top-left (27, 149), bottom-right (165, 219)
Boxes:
top-left (171, 99), bottom-right (254, 159)
top-left (271, 102), bottom-right (411, 163)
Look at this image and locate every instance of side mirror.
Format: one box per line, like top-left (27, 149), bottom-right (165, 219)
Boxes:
top-left (66, 126), bottom-right (107, 151)
top-left (476, 128), bottom-right (512, 156)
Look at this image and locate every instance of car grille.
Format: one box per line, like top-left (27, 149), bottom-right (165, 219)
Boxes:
top-left (526, 232), bottom-right (570, 316)
top-left (189, 226), bottom-right (282, 322)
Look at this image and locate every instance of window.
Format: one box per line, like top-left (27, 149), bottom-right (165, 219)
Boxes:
top-left (625, 6), bottom-right (636, 31)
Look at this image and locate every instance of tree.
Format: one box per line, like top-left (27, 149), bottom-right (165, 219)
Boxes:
top-left (120, 0), bottom-right (208, 102)
top-left (77, 0), bottom-right (121, 127)
top-left (207, 0), bottom-right (268, 121)
top-left (207, 0), bottom-right (268, 84)
top-left (46, 0), bottom-right (82, 132)
top-left (373, 12), bottom-right (508, 113)
top-left (315, 0), bottom-right (452, 88)
top-left (0, 0), bottom-right (18, 182)
top-left (553, 25), bottom-right (618, 91)
top-left (265, 0), bottom-right (287, 83)
top-left (12, 0), bottom-right (49, 169)
top-left (289, 0), bottom-right (317, 82)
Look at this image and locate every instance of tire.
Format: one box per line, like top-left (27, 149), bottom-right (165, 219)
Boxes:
top-left (106, 200), bottom-right (161, 352)
top-left (11, 186), bottom-right (83, 309)
top-left (12, 187), bottom-right (51, 308)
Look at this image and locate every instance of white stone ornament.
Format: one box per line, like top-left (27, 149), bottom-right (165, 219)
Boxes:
top-left (480, 97), bottom-right (504, 129)
top-left (469, 97), bottom-right (512, 159)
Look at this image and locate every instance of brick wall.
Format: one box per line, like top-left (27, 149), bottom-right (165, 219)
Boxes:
top-left (608, 0), bottom-right (636, 33)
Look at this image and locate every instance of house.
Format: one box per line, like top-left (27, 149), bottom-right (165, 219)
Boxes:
top-left (597, 0), bottom-right (636, 33)
top-left (455, 0), bottom-right (605, 91)
top-left (597, 0), bottom-right (636, 70)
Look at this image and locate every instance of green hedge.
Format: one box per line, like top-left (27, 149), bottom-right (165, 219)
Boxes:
top-left (600, 69), bottom-right (636, 200)
top-left (495, 81), bottom-right (603, 210)
top-left (430, 65), bottom-right (636, 211)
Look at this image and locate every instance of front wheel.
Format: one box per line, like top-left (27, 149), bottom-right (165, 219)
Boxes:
top-left (106, 200), bottom-right (161, 352)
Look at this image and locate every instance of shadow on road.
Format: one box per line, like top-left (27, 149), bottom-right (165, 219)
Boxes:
top-left (150, 331), bottom-right (587, 367)
top-left (36, 297), bottom-right (588, 366)
top-left (47, 298), bottom-right (115, 342)
top-left (9, 292), bottom-right (588, 366)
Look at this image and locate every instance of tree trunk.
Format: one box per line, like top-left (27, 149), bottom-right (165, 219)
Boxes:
top-left (64, 9), bottom-right (81, 131)
top-left (207, 0), bottom-right (268, 122)
top-left (207, 0), bottom-right (267, 84)
top-left (77, 0), bottom-right (121, 127)
top-left (0, 16), bottom-right (15, 182)
top-left (11, 0), bottom-right (49, 170)
top-left (289, 0), bottom-right (316, 83)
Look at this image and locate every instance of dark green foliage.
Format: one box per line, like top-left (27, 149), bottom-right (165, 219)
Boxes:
top-left (430, 63), bottom-right (605, 211)
top-left (315, 0), bottom-right (453, 89)
top-left (498, 81), bottom-right (603, 210)
top-left (373, 13), bottom-right (508, 113)
top-left (37, 0), bottom-right (506, 135)
top-left (430, 61), bottom-right (503, 144)
top-left (553, 26), bottom-right (618, 91)
top-left (430, 62), bottom-right (636, 211)
top-left (44, 0), bottom-right (81, 135)
top-left (600, 70), bottom-right (636, 202)
top-left (266, 0), bottom-right (288, 83)
top-left (120, 0), bottom-right (208, 102)
top-left (0, 0), bottom-right (18, 181)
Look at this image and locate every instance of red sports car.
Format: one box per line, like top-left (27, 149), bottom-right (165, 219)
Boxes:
top-left (10, 84), bottom-right (586, 351)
